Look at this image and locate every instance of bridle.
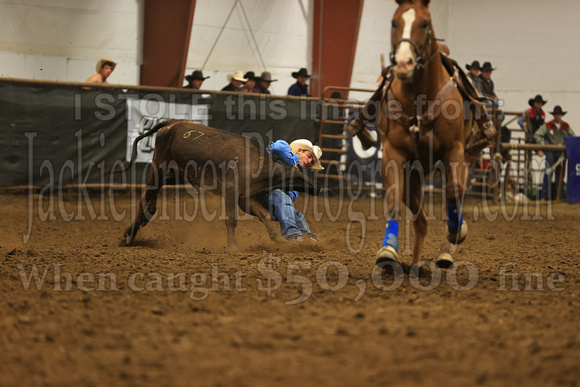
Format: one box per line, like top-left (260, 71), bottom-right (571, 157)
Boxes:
top-left (389, 17), bottom-right (435, 71)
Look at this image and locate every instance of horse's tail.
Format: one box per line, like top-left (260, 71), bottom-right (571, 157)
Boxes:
top-left (124, 120), bottom-right (178, 171)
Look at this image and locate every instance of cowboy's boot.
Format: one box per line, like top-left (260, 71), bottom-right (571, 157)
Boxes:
top-left (465, 120), bottom-right (496, 155)
top-left (480, 120), bottom-right (497, 140)
top-left (346, 120), bottom-right (376, 150)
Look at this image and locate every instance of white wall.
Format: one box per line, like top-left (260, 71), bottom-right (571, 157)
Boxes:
top-left (1, 0), bottom-right (578, 129)
top-left (0, 0), bottom-right (140, 84)
top-left (446, 0), bottom-right (580, 128)
top-left (183, 0), bottom-right (312, 95)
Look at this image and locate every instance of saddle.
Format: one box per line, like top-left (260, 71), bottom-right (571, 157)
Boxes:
top-left (380, 54), bottom-right (487, 111)
top-left (442, 54), bottom-right (487, 105)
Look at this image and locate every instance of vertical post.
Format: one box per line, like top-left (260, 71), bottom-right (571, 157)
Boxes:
top-left (311, 0), bottom-right (364, 98)
top-left (557, 154), bottom-right (566, 202)
top-left (140, 0), bottom-right (197, 87)
top-left (492, 102), bottom-right (500, 202)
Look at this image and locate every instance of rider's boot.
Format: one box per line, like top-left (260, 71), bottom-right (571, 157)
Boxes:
top-left (346, 120), bottom-right (376, 150)
top-left (466, 119), bottom-right (497, 155)
top-left (345, 84), bottom-right (385, 150)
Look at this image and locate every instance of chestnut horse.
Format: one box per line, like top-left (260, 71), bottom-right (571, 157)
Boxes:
top-left (375, 0), bottom-right (470, 268)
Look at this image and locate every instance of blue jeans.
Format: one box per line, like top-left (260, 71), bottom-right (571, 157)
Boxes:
top-left (266, 189), bottom-right (311, 239)
top-left (542, 152), bottom-right (562, 200)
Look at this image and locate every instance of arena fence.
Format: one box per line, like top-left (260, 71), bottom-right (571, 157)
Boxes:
top-left (2, 78), bottom-right (576, 203)
top-left (0, 77), bottom-right (322, 188)
top-left (318, 86), bottom-right (383, 193)
top-left (498, 113), bottom-right (567, 202)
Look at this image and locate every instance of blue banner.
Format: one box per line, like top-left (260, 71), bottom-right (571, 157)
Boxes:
top-left (565, 136), bottom-right (580, 204)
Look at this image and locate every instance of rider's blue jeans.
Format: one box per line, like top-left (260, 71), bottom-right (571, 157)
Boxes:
top-left (266, 189), bottom-right (311, 239)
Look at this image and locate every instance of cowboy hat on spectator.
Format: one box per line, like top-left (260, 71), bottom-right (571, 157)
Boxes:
top-left (480, 62), bottom-right (496, 71)
top-left (243, 71), bottom-right (256, 80)
top-left (291, 68), bottom-right (311, 78)
top-left (528, 94), bottom-right (547, 107)
top-left (96, 57), bottom-right (117, 73)
top-left (186, 70), bottom-right (209, 81)
top-left (549, 105), bottom-right (567, 116)
top-left (466, 60), bottom-right (481, 71)
top-left (256, 71), bottom-right (277, 82)
top-left (227, 71), bottom-right (248, 82)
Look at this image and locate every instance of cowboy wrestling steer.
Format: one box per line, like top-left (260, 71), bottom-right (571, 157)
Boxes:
top-left (124, 120), bottom-right (321, 247)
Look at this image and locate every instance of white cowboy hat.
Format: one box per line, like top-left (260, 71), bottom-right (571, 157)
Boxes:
top-left (290, 139), bottom-right (323, 170)
top-left (96, 57), bottom-right (117, 73)
top-left (227, 71), bottom-right (248, 83)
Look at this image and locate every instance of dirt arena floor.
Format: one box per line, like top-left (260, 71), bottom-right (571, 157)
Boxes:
top-left (1, 189), bottom-right (579, 386)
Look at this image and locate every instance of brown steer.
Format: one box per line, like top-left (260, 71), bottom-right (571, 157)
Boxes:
top-left (124, 120), bottom-right (321, 247)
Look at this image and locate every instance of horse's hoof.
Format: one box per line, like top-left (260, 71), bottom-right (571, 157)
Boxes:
top-left (125, 234), bottom-right (134, 245)
top-left (376, 246), bottom-right (399, 265)
top-left (435, 253), bottom-right (454, 269)
top-left (446, 220), bottom-right (468, 245)
top-left (124, 228), bottom-right (134, 245)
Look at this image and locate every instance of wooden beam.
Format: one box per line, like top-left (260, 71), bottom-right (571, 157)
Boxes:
top-left (140, 0), bottom-right (196, 87)
top-left (311, 0), bottom-right (364, 98)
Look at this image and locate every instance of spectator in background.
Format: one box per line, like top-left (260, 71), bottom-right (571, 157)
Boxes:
top-left (86, 57), bottom-right (116, 84)
top-left (465, 60), bottom-right (481, 86)
top-left (534, 105), bottom-right (575, 201)
top-left (183, 70), bottom-right (209, 90)
top-left (243, 71), bottom-right (256, 93)
top-left (288, 68), bottom-right (311, 97)
top-left (476, 61), bottom-right (504, 143)
top-left (254, 71), bottom-right (277, 94)
top-left (221, 71), bottom-right (247, 92)
top-left (518, 94), bottom-right (547, 143)
top-left (477, 62), bottom-right (498, 101)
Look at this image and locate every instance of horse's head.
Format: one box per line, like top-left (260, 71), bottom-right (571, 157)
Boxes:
top-left (391, 0), bottom-right (433, 81)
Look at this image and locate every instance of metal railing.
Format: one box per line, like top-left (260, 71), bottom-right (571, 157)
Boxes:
top-left (318, 86), bottom-right (375, 182)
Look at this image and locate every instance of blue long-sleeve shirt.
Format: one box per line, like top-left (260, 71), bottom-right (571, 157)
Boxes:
top-left (266, 140), bottom-right (300, 202)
